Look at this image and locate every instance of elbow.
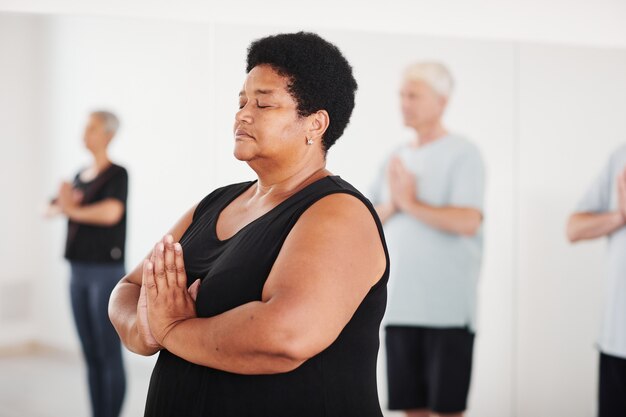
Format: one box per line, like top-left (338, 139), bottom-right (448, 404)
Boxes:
top-left (279, 340), bottom-right (315, 370)
top-left (566, 225), bottom-right (580, 243)
top-left (100, 200), bottom-right (125, 226)
top-left (102, 209), bottom-right (124, 226)
top-left (107, 278), bottom-right (157, 356)
top-left (260, 330), bottom-right (320, 374)
top-left (125, 341), bottom-right (160, 357)
top-left (566, 228), bottom-right (577, 243)
top-left (266, 341), bottom-right (311, 373)
top-left (242, 307), bottom-right (331, 374)
top-left (566, 217), bottom-right (581, 243)
top-left (266, 356), bottom-right (307, 374)
top-left (568, 236), bottom-right (580, 244)
top-left (107, 287), bottom-right (124, 340)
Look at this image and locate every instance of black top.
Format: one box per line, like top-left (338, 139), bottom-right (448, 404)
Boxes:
top-left (144, 176), bottom-right (389, 417)
top-left (64, 163), bottom-right (128, 264)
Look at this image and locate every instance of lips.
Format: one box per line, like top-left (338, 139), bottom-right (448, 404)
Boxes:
top-left (235, 128), bottom-right (254, 139)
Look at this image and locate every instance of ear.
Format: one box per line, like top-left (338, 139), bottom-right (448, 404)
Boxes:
top-left (306, 109), bottom-right (330, 143)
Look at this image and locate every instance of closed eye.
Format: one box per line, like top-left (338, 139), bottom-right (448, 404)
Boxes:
top-left (238, 103), bottom-right (271, 109)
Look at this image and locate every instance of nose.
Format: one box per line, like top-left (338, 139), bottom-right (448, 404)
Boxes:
top-left (235, 102), bottom-right (253, 124)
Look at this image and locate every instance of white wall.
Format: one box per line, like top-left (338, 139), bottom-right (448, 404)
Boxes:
top-left (1, 0), bottom-right (626, 49)
top-left (0, 14), bottom-right (44, 346)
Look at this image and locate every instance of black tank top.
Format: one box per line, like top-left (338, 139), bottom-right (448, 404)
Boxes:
top-left (144, 176), bottom-right (389, 417)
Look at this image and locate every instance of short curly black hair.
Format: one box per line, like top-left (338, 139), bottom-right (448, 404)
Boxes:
top-left (246, 32), bottom-right (358, 152)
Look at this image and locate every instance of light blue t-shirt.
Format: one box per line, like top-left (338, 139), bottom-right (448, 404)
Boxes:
top-left (575, 143), bottom-right (626, 359)
top-left (370, 134), bottom-right (485, 331)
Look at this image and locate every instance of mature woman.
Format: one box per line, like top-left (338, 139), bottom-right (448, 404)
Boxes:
top-left (109, 32), bottom-right (389, 417)
top-left (47, 110), bottom-right (127, 417)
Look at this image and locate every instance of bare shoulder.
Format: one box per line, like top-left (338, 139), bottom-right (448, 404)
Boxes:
top-left (303, 192), bottom-right (377, 224)
top-left (294, 191), bottom-right (376, 227)
top-left (288, 192), bottom-right (386, 285)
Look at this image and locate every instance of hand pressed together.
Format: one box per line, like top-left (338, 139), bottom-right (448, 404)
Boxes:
top-left (388, 156), bottom-right (418, 211)
top-left (56, 181), bottom-right (83, 213)
top-left (140, 234), bottom-right (201, 347)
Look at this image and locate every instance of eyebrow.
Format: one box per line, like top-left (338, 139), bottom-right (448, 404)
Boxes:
top-left (239, 89), bottom-right (275, 97)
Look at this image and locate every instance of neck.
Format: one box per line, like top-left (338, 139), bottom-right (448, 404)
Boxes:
top-left (91, 149), bottom-right (111, 172)
top-left (412, 121), bottom-right (448, 147)
top-left (249, 155), bottom-right (329, 200)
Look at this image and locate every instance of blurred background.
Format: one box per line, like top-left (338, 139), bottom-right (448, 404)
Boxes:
top-left (0, 1), bottom-right (625, 416)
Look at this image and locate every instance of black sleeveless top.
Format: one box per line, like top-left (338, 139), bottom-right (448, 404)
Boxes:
top-left (144, 176), bottom-right (389, 417)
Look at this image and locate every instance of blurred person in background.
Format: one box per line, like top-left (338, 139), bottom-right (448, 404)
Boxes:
top-left (370, 62), bottom-right (485, 417)
top-left (46, 110), bottom-right (128, 417)
top-left (567, 145), bottom-right (626, 417)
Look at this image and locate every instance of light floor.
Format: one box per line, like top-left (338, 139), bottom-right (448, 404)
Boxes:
top-left (0, 349), bottom-right (155, 417)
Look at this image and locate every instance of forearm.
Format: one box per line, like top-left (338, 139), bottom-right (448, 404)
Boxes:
top-left (109, 280), bottom-right (160, 356)
top-left (64, 199), bottom-right (124, 226)
top-left (162, 301), bottom-right (306, 375)
top-left (374, 202), bottom-right (396, 224)
top-left (401, 200), bottom-right (482, 236)
top-left (567, 211), bottom-right (625, 242)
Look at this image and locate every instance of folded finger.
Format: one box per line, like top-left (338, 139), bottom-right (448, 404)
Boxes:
top-left (163, 235), bottom-right (178, 287)
top-left (143, 259), bottom-right (157, 296)
top-left (174, 242), bottom-right (188, 288)
top-left (154, 241), bottom-right (168, 289)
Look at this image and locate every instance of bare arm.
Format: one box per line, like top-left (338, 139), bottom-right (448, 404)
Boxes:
top-left (108, 203), bottom-right (197, 355)
top-left (566, 211), bottom-right (625, 243)
top-left (145, 194), bottom-right (386, 374)
top-left (388, 156), bottom-right (482, 236)
top-left (568, 166), bottom-right (626, 242)
top-left (375, 199), bottom-right (481, 234)
top-left (64, 199), bottom-right (125, 226)
top-left (55, 181), bottom-right (125, 226)
top-left (401, 201), bottom-right (483, 236)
